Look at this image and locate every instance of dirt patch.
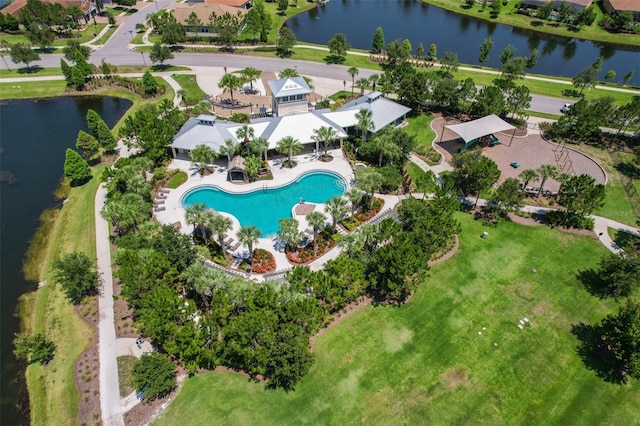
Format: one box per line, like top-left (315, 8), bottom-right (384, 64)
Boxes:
top-left (75, 341), bottom-right (101, 426)
top-left (113, 279), bottom-right (139, 338)
top-left (440, 365), bottom-right (472, 389)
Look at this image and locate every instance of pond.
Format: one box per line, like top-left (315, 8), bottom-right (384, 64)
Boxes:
top-left (0, 96), bottom-right (132, 425)
top-left (285, 0), bottom-right (640, 85)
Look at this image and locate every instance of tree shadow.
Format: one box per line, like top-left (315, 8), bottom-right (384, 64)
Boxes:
top-left (530, 20), bottom-right (544, 27)
top-left (324, 54), bottom-right (345, 65)
top-left (151, 64), bottom-right (170, 72)
top-left (615, 161), bottom-right (640, 179)
top-left (576, 268), bottom-right (609, 299)
top-left (277, 50), bottom-right (293, 58)
top-left (571, 322), bottom-right (627, 384)
top-left (17, 65), bottom-right (43, 74)
top-left (69, 175), bottom-right (92, 187)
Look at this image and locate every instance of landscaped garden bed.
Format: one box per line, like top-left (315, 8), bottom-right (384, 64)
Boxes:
top-left (286, 232), bottom-right (337, 265)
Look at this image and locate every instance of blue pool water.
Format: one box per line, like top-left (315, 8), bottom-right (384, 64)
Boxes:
top-left (182, 171), bottom-right (346, 236)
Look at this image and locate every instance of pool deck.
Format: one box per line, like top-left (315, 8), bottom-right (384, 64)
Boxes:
top-left (154, 148), bottom-right (394, 278)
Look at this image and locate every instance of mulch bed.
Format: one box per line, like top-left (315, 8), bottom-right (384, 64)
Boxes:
top-left (75, 341), bottom-right (100, 426)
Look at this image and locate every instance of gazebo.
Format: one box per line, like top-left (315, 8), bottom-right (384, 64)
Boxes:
top-left (227, 155), bottom-right (247, 182)
top-left (444, 114), bottom-right (517, 150)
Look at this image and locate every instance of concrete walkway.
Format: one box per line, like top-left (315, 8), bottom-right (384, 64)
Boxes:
top-left (95, 185), bottom-right (124, 426)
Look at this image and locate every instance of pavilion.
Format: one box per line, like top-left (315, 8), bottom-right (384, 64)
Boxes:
top-left (444, 114), bottom-right (517, 151)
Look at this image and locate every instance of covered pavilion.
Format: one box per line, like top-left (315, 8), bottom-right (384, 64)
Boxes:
top-left (444, 114), bottom-right (517, 151)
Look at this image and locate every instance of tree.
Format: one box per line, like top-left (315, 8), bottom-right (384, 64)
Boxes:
top-left (451, 148), bottom-right (501, 206)
top-left (491, 0), bottom-right (502, 17)
top-left (556, 173), bottom-right (605, 215)
top-left (505, 85), bottom-right (532, 121)
top-left (185, 11), bottom-right (203, 39)
top-left (489, 177), bottom-right (525, 214)
top-left (537, 1), bottom-right (554, 20)
top-left (237, 225), bottom-right (261, 263)
top-left (185, 202), bottom-right (209, 241)
top-left (218, 72), bottom-right (243, 103)
top-left (371, 26), bottom-right (384, 53)
top-left (101, 193), bottom-right (150, 236)
top-left (499, 44), bottom-right (517, 65)
top-left (132, 352), bottom-right (176, 400)
top-left (276, 136), bottom-right (302, 168)
top-left (355, 167), bottom-right (383, 210)
top-left (13, 333), bottom-right (55, 365)
top-left (160, 21), bottom-right (186, 45)
top-left (368, 74), bottom-right (380, 92)
top-left (312, 126), bottom-right (338, 158)
top-left (519, 168), bottom-right (539, 189)
top-left (415, 42), bottom-right (424, 58)
top-left (536, 164), bottom-right (558, 198)
top-left (190, 144), bottom-right (218, 175)
top-left (63, 40), bottom-right (90, 62)
top-left (10, 43), bottom-right (40, 70)
top-left (327, 33), bottom-right (350, 60)
top-left (526, 48), bottom-right (538, 69)
top-left (86, 109), bottom-right (117, 151)
top-left (63, 148), bottom-right (92, 183)
top-left (277, 0), bottom-right (288, 15)
top-left (250, 137), bottom-right (269, 162)
top-left (355, 108), bottom-right (375, 142)
top-left (622, 70), bottom-right (635, 86)
top-left (244, 0), bottom-right (271, 42)
top-left (279, 67), bottom-right (299, 78)
top-left (598, 298), bottom-right (640, 381)
top-left (278, 218), bottom-right (302, 250)
top-left (25, 22), bottom-right (54, 48)
top-left (142, 71), bottom-right (158, 95)
top-left (276, 26), bottom-right (296, 57)
top-left (264, 324), bottom-right (314, 391)
top-left (212, 11), bottom-right (240, 48)
top-left (595, 251), bottom-right (640, 298)
top-left (605, 70), bottom-right (616, 83)
top-left (236, 124), bottom-right (255, 156)
top-left (324, 195), bottom-right (348, 232)
top-left (369, 132), bottom-right (402, 167)
top-left (238, 67), bottom-right (261, 93)
top-left (149, 42), bottom-right (174, 66)
top-left (440, 51), bottom-right (459, 76)
top-left (558, 0), bottom-right (572, 23)
top-left (52, 251), bottom-right (98, 303)
top-left (307, 211), bottom-right (327, 253)
top-left (347, 66), bottom-right (359, 97)
top-left (478, 37), bottom-right (493, 63)
top-left (385, 39), bottom-right (410, 67)
top-left (244, 155), bottom-right (262, 182)
top-left (220, 138), bottom-right (239, 162)
top-left (472, 85), bottom-right (506, 117)
top-left (75, 130), bottom-right (99, 160)
top-left (208, 214), bottom-right (233, 257)
top-left (427, 43), bottom-right (437, 61)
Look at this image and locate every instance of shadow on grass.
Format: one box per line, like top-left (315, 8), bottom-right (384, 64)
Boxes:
top-left (17, 65), bottom-right (43, 74)
top-left (571, 322), bottom-right (627, 384)
top-left (324, 54), bottom-right (345, 64)
top-left (576, 268), bottom-right (609, 299)
top-left (615, 161), bottom-right (640, 180)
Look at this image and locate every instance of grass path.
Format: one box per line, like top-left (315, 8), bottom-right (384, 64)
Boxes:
top-left (154, 214), bottom-right (640, 425)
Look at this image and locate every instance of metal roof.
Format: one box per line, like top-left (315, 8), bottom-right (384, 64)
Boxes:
top-left (267, 77), bottom-right (312, 98)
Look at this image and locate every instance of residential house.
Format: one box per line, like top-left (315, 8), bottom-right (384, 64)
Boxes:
top-left (520, 0), bottom-right (593, 12)
top-left (188, 0), bottom-right (252, 9)
top-left (2, 0), bottom-right (97, 23)
top-left (173, 3), bottom-right (247, 34)
top-left (602, 0), bottom-right (640, 21)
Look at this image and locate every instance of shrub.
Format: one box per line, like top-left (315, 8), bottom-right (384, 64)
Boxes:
top-left (545, 210), bottom-right (594, 230)
top-left (132, 352), bottom-right (176, 400)
top-left (52, 252), bottom-right (99, 304)
top-left (13, 333), bottom-right (56, 365)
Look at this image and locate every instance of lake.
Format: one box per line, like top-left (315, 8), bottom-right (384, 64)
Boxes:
top-left (286, 0), bottom-right (640, 85)
top-left (0, 96), bottom-right (132, 425)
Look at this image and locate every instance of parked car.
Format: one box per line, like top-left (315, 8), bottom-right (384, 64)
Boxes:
top-left (560, 103), bottom-right (571, 113)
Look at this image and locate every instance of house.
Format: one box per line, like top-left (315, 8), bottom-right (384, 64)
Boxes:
top-left (602, 0), bottom-right (640, 21)
top-left (267, 77), bottom-right (312, 117)
top-left (2, 0), bottom-right (97, 23)
top-left (520, 0), bottom-right (593, 12)
top-left (188, 0), bottom-right (253, 9)
top-left (173, 3), bottom-right (247, 34)
top-left (170, 91), bottom-right (411, 160)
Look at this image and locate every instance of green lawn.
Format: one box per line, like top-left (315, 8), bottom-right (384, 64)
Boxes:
top-left (0, 80), bottom-right (66, 99)
top-left (172, 74), bottom-right (206, 106)
top-left (154, 215), bottom-right (639, 425)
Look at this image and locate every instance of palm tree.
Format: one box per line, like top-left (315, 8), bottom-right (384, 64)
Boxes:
top-left (219, 138), bottom-right (238, 162)
top-left (207, 214), bottom-right (233, 258)
top-left (312, 126), bottom-right (338, 158)
top-left (279, 67), bottom-right (299, 78)
top-left (218, 73), bottom-right (243, 103)
top-left (276, 136), bottom-right (303, 168)
top-left (519, 168), bottom-right (539, 190)
top-left (67, 4), bottom-right (84, 25)
top-left (536, 164), bottom-right (558, 198)
top-left (181, 261), bottom-right (218, 309)
top-left (244, 155), bottom-right (262, 182)
top-left (239, 67), bottom-right (262, 92)
top-left (250, 137), bottom-right (269, 162)
top-left (372, 133), bottom-right (401, 167)
top-left (306, 211), bottom-right (326, 254)
top-left (355, 108), bottom-right (375, 142)
top-left (237, 225), bottom-right (261, 266)
top-left (355, 167), bottom-right (383, 210)
top-left (236, 124), bottom-right (255, 156)
top-left (185, 202), bottom-right (208, 240)
top-left (347, 66), bottom-right (359, 97)
top-left (355, 77), bottom-right (369, 95)
top-left (177, 89), bottom-right (187, 107)
top-left (345, 187), bottom-right (363, 216)
top-left (338, 232), bottom-right (364, 258)
top-left (190, 144), bottom-right (218, 175)
top-left (324, 195), bottom-right (349, 231)
top-left (368, 74), bottom-right (380, 92)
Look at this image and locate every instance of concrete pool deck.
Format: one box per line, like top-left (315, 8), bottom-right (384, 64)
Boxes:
top-left (153, 148), bottom-right (380, 277)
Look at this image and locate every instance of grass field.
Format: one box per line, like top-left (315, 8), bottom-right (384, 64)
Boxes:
top-left (154, 215), bottom-right (640, 425)
top-left (173, 74), bottom-right (206, 106)
top-left (20, 166), bottom-right (106, 425)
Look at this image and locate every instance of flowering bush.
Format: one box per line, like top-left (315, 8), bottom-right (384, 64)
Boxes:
top-left (251, 248), bottom-right (276, 273)
top-left (285, 235), bottom-right (337, 265)
top-left (354, 197), bottom-right (384, 222)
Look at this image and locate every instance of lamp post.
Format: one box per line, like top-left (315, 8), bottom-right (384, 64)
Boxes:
top-left (141, 51), bottom-right (147, 67)
top-left (343, 80), bottom-right (346, 91)
top-left (224, 66), bottom-right (227, 73)
top-left (155, 0), bottom-right (158, 11)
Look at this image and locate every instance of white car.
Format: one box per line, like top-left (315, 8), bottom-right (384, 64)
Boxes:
top-left (560, 103), bottom-right (571, 113)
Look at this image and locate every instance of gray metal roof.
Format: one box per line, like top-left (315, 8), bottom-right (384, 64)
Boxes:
top-left (267, 77), bottom-right (311, 98)
top-left (340, 93), bottom-right (411, 131)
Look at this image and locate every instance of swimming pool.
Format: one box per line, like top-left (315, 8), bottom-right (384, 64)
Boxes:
top-left (182, 171), bottom-right (347, 236)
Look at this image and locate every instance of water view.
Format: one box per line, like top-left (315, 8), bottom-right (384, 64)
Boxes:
top-left (286, 0), bottom-right (640, 85)
top-left (0, 96), bottom-right (131, 425)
